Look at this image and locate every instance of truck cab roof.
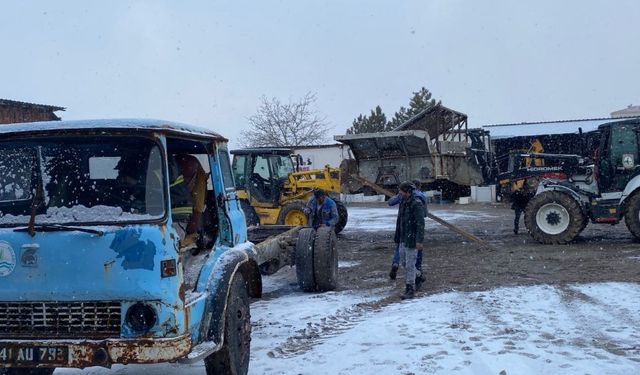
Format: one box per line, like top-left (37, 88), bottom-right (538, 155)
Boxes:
top-left (0, 118), bottom-right (227, 141)
top-left (230, 147), bottom-right (293, 156)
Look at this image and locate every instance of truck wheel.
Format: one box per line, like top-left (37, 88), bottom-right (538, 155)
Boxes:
top-left (295, 228), bottom-right (317, 292)
top-left (277, 200), bottom-right (308, 226)
top-left (334, 201), bottom-right (348, 234)
top-left (313, 227), bottom-right (338, 292)
top-left (204, 273), bottom-right (251, 375)
top-left (524, 191), bottom-right (584, 244)
top-left (2, 370), bottom-right (55, 375)
top-left (624, 192), bottom-right (640, 240)
top-left (240, 199), bottom-right (260, 227)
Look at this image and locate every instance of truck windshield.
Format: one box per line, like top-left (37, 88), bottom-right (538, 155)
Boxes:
top-left (0, 136), bottom-right (165, 226)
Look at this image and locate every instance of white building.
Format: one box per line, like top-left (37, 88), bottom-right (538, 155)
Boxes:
top-left (292, 143), bottom-right (351, 170)
top-left (611, 105), bottom-right (640, 118)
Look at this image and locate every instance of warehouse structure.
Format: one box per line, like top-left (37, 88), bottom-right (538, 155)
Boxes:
top-left (0, 99), bottom-right (65, 124)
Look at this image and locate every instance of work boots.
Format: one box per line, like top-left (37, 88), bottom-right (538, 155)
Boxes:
top-left (389, 265), bottom-right (398, 280)
top-left (415, 274), bottom-right (425, 290)
top-left (401, 284), bottom-right (415, 300)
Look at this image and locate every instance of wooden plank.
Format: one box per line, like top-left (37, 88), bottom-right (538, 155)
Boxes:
top-left (350, 174), bottom-right (488, 246)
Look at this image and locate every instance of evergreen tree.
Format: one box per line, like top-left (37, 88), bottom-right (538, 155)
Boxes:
top-left (389, 87), bottom-right (438, 128)
top-left (346, 105), bottom-right (389, 134)
top-left (348, 86), bottom-right (441, 133)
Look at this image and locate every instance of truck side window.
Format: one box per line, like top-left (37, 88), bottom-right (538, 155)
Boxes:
top-left (218, 149), bottom-right (235, 190)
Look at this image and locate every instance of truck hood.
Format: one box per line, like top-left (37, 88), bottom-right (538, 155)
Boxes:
top-left (0, 224), bottom-right (178, 302)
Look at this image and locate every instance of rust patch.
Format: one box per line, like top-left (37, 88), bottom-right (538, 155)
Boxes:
top-left (179, 281), bottom-right (188, 303)
top-left (103, 260), bottom-right (115, 272)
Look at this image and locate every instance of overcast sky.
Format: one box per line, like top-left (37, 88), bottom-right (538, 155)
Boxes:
top-left (1, 1), bottom-right (639, 147)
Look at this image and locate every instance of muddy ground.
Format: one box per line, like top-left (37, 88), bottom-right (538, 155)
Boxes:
top-left (333, 203), bottom-right (640, 298)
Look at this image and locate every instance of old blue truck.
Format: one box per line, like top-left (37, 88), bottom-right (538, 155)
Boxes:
top-left (0, 119), bottom-right (338, 375)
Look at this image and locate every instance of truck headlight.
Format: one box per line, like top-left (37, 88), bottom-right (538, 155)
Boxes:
top-left (125, 303), bottom-right (157, 334)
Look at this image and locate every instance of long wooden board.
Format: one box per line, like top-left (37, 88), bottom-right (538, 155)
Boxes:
top-left (350, 175), bottom-right (488, 245)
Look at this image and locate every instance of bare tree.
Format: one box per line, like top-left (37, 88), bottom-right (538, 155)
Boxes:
top-left (239, 92), bottom-right (332, 147)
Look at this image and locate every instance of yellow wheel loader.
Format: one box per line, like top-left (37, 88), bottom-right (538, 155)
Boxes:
top-left (230, 148), bottom-right (348, 233)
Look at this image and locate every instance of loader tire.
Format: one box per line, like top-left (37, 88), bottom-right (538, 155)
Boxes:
top-left (334, 200), bottom-right (348, 234)
top-left (295, 227), bottom-right (317, 292)
top-left (624, 192), bottom-right (640, 240)
top-left (312, 226), bottom-right (338, 292)
top-left (239, 199), bottom-right (260, 227)
top-left (278, 200), bottom-right (308, 226)
top-left (525, 191), bottom-right (585, 244)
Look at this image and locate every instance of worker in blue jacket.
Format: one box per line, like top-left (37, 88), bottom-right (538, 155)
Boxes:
top-left (388, 180), bottom-right (427, 288)
top-left (304, 189), bottom-right (339, 230)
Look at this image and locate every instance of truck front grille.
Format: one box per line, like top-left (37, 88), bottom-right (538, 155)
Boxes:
top-left (0, 301), bottom-right (121, 339)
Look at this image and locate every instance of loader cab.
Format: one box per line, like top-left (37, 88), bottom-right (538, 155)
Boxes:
top-left (231, 148), bottom-right (295, 205)
top-left (597, 120), bottom-right (640, 192)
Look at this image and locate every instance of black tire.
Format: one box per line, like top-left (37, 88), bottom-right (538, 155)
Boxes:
top-left (295, 228), bottom-right (317, 292)
top-left (277, 200), bottom-right (308, 226)
top-left (524, 191), bottom-right (585, 244)
top-left (239, 199), bottom-right (260, 227)
top-left (312, 226), bottom-right (338, 292)
top-left (204, 273), bottom-right (251, 375)
top-left (334, 200), bottom-right (348, 234)
top-left (624, 192), bottom-right (640, 240)
top-left (2, 370), bottom-right (55, 375)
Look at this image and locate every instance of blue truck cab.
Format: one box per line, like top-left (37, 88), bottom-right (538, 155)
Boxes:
top-left (0, 119), bottom-right (264, 375)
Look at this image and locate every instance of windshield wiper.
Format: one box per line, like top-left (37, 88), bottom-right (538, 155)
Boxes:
top-left (15, 224), bottom-right (104, 236)
top-left (27, 147), bottom-right (45, 237)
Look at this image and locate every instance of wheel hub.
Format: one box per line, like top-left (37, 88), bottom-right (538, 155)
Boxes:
top-left (546, 211), bottom-right (561, 226)
top-left (285, 210), bottom-right (308, 226)
top-left (536, 203), bottom-right (570, 235)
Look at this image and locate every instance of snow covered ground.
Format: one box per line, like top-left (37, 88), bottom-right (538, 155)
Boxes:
top-left (55, 205), bottom-right (639, 374)
top-left (57, 279), bottom-right (640, 375)
top-left (248, 281), bottom-right (640, 374)
top-left (343, 205), bottom-right (497, 232)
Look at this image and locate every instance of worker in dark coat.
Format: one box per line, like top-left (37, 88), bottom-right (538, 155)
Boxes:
top-left (511, 180), bottom-right (535, 234)
top-left (393, 181), bottom-right (425, 299)
top-left (388, 180), bottom-right (427, 287)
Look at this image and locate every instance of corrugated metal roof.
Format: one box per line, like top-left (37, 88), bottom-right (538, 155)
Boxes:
top-left (481, 116), bottom-right (640, 138)
top-left (293, 143), bottom-right (344, 149)
top-left (0, 118), bottom-right (227, 140)
top-left (392, 104), bottom-right (467, 134)
top-left (0, 99), bottom-right (65, 111)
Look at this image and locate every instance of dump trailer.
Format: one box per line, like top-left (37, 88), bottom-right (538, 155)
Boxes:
top-left (0, 119), bottom-right (338, 375)
top-left (525, 119), bottom-right (640, 244)
top-left (335, 129), bottom-right (493, 199)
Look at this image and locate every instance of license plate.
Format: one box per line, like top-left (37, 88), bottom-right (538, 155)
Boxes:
top-left (0, 346), bottom-right (68, 365)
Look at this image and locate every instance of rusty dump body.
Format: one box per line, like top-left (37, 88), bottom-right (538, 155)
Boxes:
top-left (335, 105), bottom-right (494, 194)
top-left (0, 119), bottom-right (302, 371)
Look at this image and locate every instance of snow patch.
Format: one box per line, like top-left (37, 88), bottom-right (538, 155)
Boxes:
top-left (0, 205), bottom-right (156, 225)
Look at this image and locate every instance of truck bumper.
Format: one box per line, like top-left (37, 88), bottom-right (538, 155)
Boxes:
top-left (0, 334), bottom-right (192, 369)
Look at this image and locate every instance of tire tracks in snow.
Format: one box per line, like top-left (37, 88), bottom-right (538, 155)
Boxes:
top-left (266, 294), bottom-right (399, 359)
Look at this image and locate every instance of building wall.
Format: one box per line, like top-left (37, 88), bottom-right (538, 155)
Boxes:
top-left (293, 144), bottom-right (351, 170)
top-left (0, 107), bottom-right (61, 124)
top-left (611, 106), bottom-right (640, 118)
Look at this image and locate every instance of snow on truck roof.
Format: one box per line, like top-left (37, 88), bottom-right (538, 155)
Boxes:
top-left (0, 118), bottom-right (227, 141)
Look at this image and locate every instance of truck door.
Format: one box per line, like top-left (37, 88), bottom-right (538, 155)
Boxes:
top-left (211, 145), bottom-right (247, 245)
top-left (607, 122), bottom-right (640, 191)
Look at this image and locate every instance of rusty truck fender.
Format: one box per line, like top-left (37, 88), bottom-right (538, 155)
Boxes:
top-left (182, 245), bottom-right (261, 363)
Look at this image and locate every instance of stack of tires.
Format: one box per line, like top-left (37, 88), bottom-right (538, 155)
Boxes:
top-left (294, 227), bottom-right (339, 292)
